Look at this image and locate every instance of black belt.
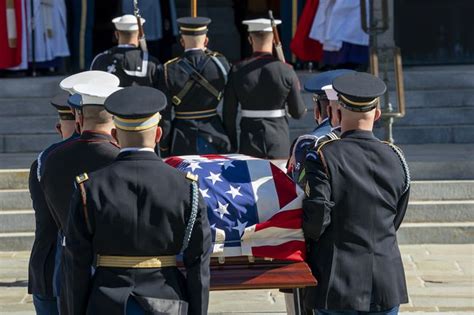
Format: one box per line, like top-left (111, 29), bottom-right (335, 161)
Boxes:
top-left (175, 108), bottom-right (218, 120)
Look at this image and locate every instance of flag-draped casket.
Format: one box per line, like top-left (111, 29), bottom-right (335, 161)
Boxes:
top-left (166, 154), bottom-right (306, 262)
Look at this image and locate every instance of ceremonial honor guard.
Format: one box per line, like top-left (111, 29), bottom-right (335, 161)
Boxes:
top-left (28, 92), bottom-right (79, 315)
top-left (62, 86), bottom-right (211, 315)
top-left (90, 14), bottom-right (161, 87)
top-left (40, 72), bottom-right (121, 311)
top-left (303, 72), bottom-right (410, 314)
top-left (223, 18), bottom-right (307, 159)
top-left (158, 17), bottom-right (232, 156)
top-left (287, 69), bottom-right (354, 186)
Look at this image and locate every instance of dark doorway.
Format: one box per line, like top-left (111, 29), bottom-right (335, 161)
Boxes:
top-left (394, 0), bottom-right (474, 65)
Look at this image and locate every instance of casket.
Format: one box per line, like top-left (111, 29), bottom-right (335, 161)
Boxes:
top-left (166, 155), bottom-right (317, 292)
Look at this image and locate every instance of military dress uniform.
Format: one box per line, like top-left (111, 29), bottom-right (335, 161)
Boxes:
top-left (223, 19), bottom-right (307, 159)
top-left (28, 93), bottom-right (79, 315)
top-left (62, 87), bottom-right (212, 315)
top-left (287, 70), bottom-right (354, 186)
top-left (158, 17), bottom-right (232, 156)
top-left (302, 73), bottom-right (410, 312)
top-left (90, 15), bottom-right (161, 87)
top-left (39, 72), bottom-right (121, 310)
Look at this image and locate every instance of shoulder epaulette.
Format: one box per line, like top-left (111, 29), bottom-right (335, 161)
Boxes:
top-left (382, 141), bottom-right (411, 194)
top-left (164, 56), bottom-right (179, 66)
top-left (186, 172), bottom-right (198, 182)
top-left (316, 137), bottom-right (339, 155)
top-left (76, 173), bottom-right (89, 184)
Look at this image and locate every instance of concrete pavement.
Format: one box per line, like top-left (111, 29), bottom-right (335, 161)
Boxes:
top-left (0, 245), bottom-right (472, 314)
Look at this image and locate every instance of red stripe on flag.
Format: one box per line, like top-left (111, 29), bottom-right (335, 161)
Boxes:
top-left (252, 240), bottom-right (306, 262)
top-left (201, 154), bottom-right (230, 160)
top-left (270, 163), bottom-right (297, 209)
top-left (255, 209), bottom-right (303, 231)
top-left (164, 156), bottom-right (184, 168)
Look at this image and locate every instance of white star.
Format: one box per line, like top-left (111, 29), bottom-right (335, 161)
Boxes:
top-left (206, 171), bottom-right (223, 185)
top-left (187, 162), bottom-right (202, 172)
top-left (213, 201), bottom-right (230, 219)
top-left (219, 160), bottom-right (235, 170)
top-left (232, 219), bottom-right (248, 237)
top-left (226, 185), bottom-right (243, 199)
top-left (199, 188), bottom-right (210, 199)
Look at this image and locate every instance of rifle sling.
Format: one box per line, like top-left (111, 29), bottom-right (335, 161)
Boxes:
top-left (172, 59), bottom-right (222, 106)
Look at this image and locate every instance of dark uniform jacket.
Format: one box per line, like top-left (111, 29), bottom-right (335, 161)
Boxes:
top-left (303, 130), bottom-right (410, 311)
top-left (28, 133), bottom-right (79, 296)
top-left (90, 45), bottom-right (161, 87)
top-left (158, 49), bottom-right (232, 156)
top-left (41, 131), bottom-right (120, 232)
top-left (223, 52), bottom-right (307, 159)
top-left (62, 150), bottom-right (212, 315)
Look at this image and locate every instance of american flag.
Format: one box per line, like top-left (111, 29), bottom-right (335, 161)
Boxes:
top-left (165, 154), bottom-right (306, 262)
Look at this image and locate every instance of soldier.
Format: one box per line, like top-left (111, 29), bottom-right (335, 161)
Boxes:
top-left (158, 17), bottom-right (232, 156)
top-left (28, 92), bottom-right (79, 315)
top-left (62, 86), bottom-right (211, 315)
top-left (303, 72), bottom-right (410, 314)
top-left (223, 18), bottom-right (307, 159)
top-left (90, 14), bottom-right (161, 87)
top-left (40, 72), bottom-right (121, 311)
top-left (287, 69), bottom-right (354, 186)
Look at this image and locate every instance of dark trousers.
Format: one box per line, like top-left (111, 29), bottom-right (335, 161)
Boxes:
top-left (33, 294), bottom-right (59, 315)
top-left (316, 306), bottom-right (399, 315)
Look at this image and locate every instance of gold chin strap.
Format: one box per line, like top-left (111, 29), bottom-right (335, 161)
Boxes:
top-left (96, 255), bottom-right (177, 268)
top-left (339, 94), bottom-right (379, 107)
top-left (180, 26), bottom-right (207, 32)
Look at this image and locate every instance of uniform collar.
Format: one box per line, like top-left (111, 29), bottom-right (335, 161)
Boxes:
top-left (184, 48), bottom-right (205, 56)
top-left (252, 51), bottom-right (273, 57)
top-left (120, 147), bottom-right (155, 153)
top-left (117, 44), bottom-right (137, 48)
top-left (80, 130), bottom-right (115, 142)
top-left (116, 150), bottom-right (160, 161)
top-left (341, 129), bottom-right (377, 140)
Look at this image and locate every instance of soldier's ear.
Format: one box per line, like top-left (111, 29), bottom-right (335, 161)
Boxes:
top-left (248, 36), bottom-right (252, 46)
top-left (55, 123), bottom-right (63, 137)
top-left (179, 37), bottom-right (185, 48)
top-left (155, 127), bottom-right (162, 143)
top-left (374, 107), bottom-right (382, 121)
top-left (111, 128), bottom-right (119, 144)
top-left (204, 36), bottom-right (209, 47)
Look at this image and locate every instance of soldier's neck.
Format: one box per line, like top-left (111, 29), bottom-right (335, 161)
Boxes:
top-left (118, 39), bottom-right (138, 47)
top-left (81, 123), bottom-right (114, 136)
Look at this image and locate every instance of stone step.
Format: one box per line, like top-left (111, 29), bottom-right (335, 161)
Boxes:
top-left (0, 190), bottom-right (31, 210)
top-left (1, 133), bottom-right (59, 153)
top-left (0, 115), bottom-right (59, 135)
top-left (0, 169), bottom-right (29, 190)
top-left (0, 76), bottom-right (63, 98)
top-left (404, 200), bottom-right (474, 223)
top-left (0, 232), bottom-right (34, 251)
top-left (409, 180), bottom-right (474, 201)
top-left (0, 97), bottom-right (56, 117)
top-left (398, 222), bottom-right (474, 244)
top-left (373, 125), bottom-right (474, 144)
top-left (0, 210), bottom-right (34, 233)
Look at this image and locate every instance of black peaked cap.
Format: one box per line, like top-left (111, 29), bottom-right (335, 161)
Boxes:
top-left (105, 86), bottom-right (167, 119)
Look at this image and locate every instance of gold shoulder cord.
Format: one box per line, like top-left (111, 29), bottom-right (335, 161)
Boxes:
top-left (75, 173), bottom-right (92, 234)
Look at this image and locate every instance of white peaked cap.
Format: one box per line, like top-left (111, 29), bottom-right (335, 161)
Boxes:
top-left (72, 84), bottom-right (122, 106)
top-left (60, 71), bottom-right (120, 94)
top-left (242, 18), bottom-right (281, 32)
top-left (322, 85), bottom-right (338, 101)
top-left (112, 14), bottom-right (145, 31)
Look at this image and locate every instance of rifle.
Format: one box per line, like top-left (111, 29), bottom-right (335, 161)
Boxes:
top-left (133, 0), bottom-right (148, 52)
top-left (268, 10), bottom-right (285, 63)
